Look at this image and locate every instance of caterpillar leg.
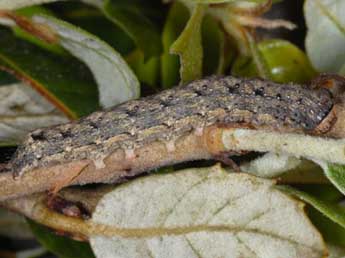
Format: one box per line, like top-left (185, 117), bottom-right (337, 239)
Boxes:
top-left (213, 153), bottom-right (241, 172)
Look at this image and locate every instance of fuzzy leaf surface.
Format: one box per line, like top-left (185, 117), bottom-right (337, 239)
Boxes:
top-left (90, 166), bottom-right (325, 258)
top-left (33, 15), bottom-right (140, 108)
top-left (305, 0), bottom-right (345, 73)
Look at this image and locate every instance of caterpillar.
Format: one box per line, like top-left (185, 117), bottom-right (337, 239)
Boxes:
top-left (1, 75), bottom-right (342, 201)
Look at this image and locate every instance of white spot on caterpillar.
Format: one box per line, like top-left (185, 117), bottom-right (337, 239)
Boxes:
top-left (129, 128), bottom-right (136, 136)
top-left (93, 156), bottom-right (106, 169)
top-left (165, 140), bottom-right (176, 153)
top-left (65, 146), bottom-right (72, 152)
top-left (194, 127), bottom-right (204, 136)
top-left (163, 119), bottom-right (174, 127)
top-left (94, 139), bottom-right (102, 145)
top-left (125, 148), bottom-right (136, 160)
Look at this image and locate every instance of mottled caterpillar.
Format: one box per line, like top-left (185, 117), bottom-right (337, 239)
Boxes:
top-left (1, 75), bottom-right (343, 201)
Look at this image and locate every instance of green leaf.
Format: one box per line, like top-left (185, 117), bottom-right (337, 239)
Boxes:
top-left (0, 28), bottom-right (99, 118)
top-left (102, 0), bottom-right (162, 59)
top-left (32, 14), bottom-right (140, 108)
top-left (52, 2), bottom-right (135, 55)
top-left (161, 1), bottom-right (189, 88)
top-left (308, 207), bottom-right (345, 248)
top-left (202, 15), bottom-right (227, 75)
top-left (170, 4), bottom-right (205, 83)
top-left (233, 39), bottom-right (316, 83)
top-left (295, 185), bottom-right (343, 203)
top-left (13, 6), bottom-right (65, 54)
top-left (305, 0), bottom-right (345, 73)
top-left (321, 163), bottom-right (345, 196)
top-left (278, 186), bottom-right (345, 251)
top-left (90, 165), bottom-right (326, 257)
top-left (28, 219), bottom-right (95, 258)
top-left (126, 49), bottom-right (160, 88)
top-left (278, 186), bottom-right (345, 230)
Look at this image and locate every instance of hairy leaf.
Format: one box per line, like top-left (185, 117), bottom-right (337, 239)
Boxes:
top-left (32, 14), bottom-right (140, 108)
top-left (0, 28), bottom-right (99, 118)
top-left (0, 82), bottom-right (67, 143)
top-left (52, 2), bottom-right (134, 55)
top-left (240, 153), bottom-right (302, 178)
top-left (90, 165), bottom-right (325, 258)
top-left (222, 129), bottom-right (345, 165)
top-left (12, 6), bottom-right (65, 54)
top-left (305, 0), bottom-right (345, 73)
top-left (170, 4), bottom-right (205, 83)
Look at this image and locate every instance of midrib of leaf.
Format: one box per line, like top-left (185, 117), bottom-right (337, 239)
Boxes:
top-left (91, 224), bottom-right (319, 251)
top-left (314, 0), bottom-right (345, 36)
top-left (0, 52), bottom-right (76, 119)
top-left (37, 202), bottom-right (320, 251)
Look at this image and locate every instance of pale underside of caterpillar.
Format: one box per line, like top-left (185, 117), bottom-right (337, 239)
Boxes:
top-left (11, 75), bottom-right (335, 178)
